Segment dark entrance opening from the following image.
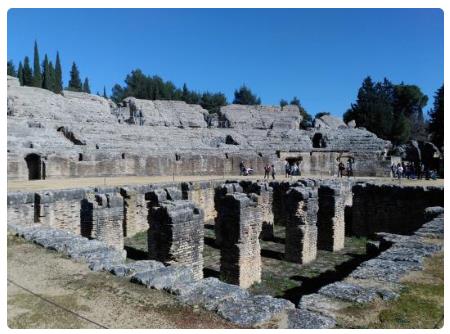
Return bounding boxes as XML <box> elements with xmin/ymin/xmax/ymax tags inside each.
<box><xmin>25</xmin><ymin>153</ymin><xmax>42</xmax><ymax>180</ymax></box>
<box><xmin>312</xmin><ymin>133</ymin><xmax>326</xmax><ymax>148</ymax></box>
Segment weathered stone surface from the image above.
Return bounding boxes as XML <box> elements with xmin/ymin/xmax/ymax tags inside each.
<box><xmin>130</xmin><ymin>265</ymin><xmax>195</xmax><ymax>293</ymax></box>
<box><xmin>314</xmin><ymin>114</ymin><xmax>347</xmax><ymax>129</ymax></box>
<box><xmin>217</xmin><ymin>294</ymin><xmax>295</xmax><ymax>327</ymax></box>
<box><xmin>178</xmin><ymin>277</ymin><xmax>250</xmax><ymax>310</ymax></box>
<box><xmin>318</xmin><ymin>282</ymin><xmax>396</xmax><ymax>304</ymax></box>
<box><xmin>286</xmin><ymin>308</ymin><xmax>336</xmax><ymax>329</ymax></box>
<box><xmin>110</xmin><ymin>260</ymin><xmax>165</xmax><ymax>277</ymax></box>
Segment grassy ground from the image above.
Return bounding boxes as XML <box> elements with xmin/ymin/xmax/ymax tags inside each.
<box><xmin>7</xmin><ymin>233</ymin><xmax>239</xmax><ymax>329</ymax></box>
<box><xmin>335</xmin><ymin>253</ymin><xmax>444</xmax><ymax>329</ymax></box>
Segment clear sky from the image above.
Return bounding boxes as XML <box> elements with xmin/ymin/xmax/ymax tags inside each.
<box><xmin>7</xmin><ymin>8</ymin><xmax>443</xmax><ymax>117</ymax></box>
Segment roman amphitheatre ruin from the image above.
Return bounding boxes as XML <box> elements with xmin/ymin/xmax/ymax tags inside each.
<box><xmin>7</xmin><ymin>75</ymin><xmax>444</xmax><ymax>328</ymax></box>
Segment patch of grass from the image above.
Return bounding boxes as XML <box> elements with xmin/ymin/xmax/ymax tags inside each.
<box><xmin>124</xmin><ymin>231</ymin><xmax>148</xmax><ymax>252</ymax></box>
<box><xmin>336</xmin><ymin>253</ymin><xmax>444</xmax><ymax>329</ymax></box>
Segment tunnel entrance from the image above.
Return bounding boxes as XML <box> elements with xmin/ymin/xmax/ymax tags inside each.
<box><xmin>312</xmin><ymin>133</ymin><xmax>326</xmax><ymax>148</ymax></box>
<box><xmin>25</xmin><ymin>153</ymin><xmax>43</xmax><ymax>180</ymax></box>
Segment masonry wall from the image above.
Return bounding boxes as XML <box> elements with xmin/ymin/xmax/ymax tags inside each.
<box><xmin>7</xmin><ymin>192</ymin><xmax>36</xmax><ymax>226</ymax></box>
<box><xmin>181</xmin><ymin>180</ymin><xmax>221</xmax><ymax>224</ymax></box>
<box><xmin>120</xmin><ymin>187</ymin><xmax>149</xmax><ymax>237</ymax></box>
<box><xmin>351</xmin><ymin>184</ymin><xmax>444</xmax><ymax>236</ymax></box>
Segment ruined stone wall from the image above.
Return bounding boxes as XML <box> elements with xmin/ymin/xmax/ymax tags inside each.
<box><xmin>80</xmin><ymin>193</ymin><xmax>124</xmax><ymax>251</ymax></box>
<box><xmin>120</xmin><ymin>187</ymin><xmax>149</xmax><ymax>237</ymax></box>
<box><xmin>284</xmin><ymin>186</ymin><xmax>318</xmax><ymax>264</ymax></box>
<box><xmin>351</xmin><ymin>184</ymin><xmax>444</xmax><ymax>236</ymax></box>
<box><xmin>148</xmin><ymin>200</ymin><xmax>204</xmax><ymax>280</ymax></box>
<box><xmin>35</xmin><ymin>189</ymin><xmax>86</xmax><ymax>234</ymax></box>
<box><xmin>181</xmin><ymin>181</ymin><xmax>222</xmax><ymax>224</ymax></box>
<box><xmin>7</xmin><ymin>192</ymin><xmax>35</xmax><ymax>225</ymax></box>
<box><xmin>215</xmin><ymin>186</ymin><xmax>262</xmax><ymax>288</ymax></box>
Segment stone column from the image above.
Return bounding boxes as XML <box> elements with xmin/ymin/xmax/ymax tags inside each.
<box><xmin>215</xmin><ymin>191</ymin><xmax>262</xmax><ymax>288</ymax></box>
<box><xmin>285</xmin><ymin>186</ymin><xmax>318</xmax><ymax>264</ymax></box>
<box><xmin>120</xmin><ymin>187</ymin><xmax>149</xmax><ymax>237</ymax></box>
<box><xmin>181</xmin><ymin>181</ymin><xmax>217</xmax><ymax>224</ymax></box>
<box><xmin>317</xmin><ymin>185</ymin><xmax>346</xmax><ymax>251</ymax></box>
<box><xmin>80</xmin><ymin>192</ymin><xmax>125</xmax><ymax>251</ymax></box>
<box><xmin>148</xmin><ymin>200</ymin><xmax>204</xmax><ymax>280</ymax></box>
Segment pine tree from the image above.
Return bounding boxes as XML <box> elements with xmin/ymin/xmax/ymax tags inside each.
<box><xmin>103</xmin><ymin>86</ymin><xmax>108</xmax><ymax>99</ymax></box>
<box><xmin>82</xmin><ymin>77</ymin><xmax>91</xmax><ymax>94</ymax></box>
<box><xmin>54</xmin><ymin>52</ymin><xmax>63</xmax><ymax>94</ymax></box>
<box><xmin>32</xmin><ymin>41</ymin><xmax>42</xmax><ymax>87</ymax></box>
<box><xmin>233</xmin><ymin>85</ymin><xmax>261</xmax><ymax>105</ymax></box>
<box><xmin>17</xmin><ymin>61</ymin><xmax>24</xmax><ymax>85</ymax></box>
<box><xmin>428</xmin><ymin>85</ymin><xmax>444</xmax><ymax>149</ymax></box>
<box><xmin>41</xmin><ymin>54</ymin><xmax>51</xmax><ymax>90</ymax></box>
<box><xmin>22</xmin><ymin>56</ymin><xmax>33</xmax><ymax>86</ymax></box>
<box><xmin>280</xmin><ymin>99</ymin><xmax>288</xmax><ymax>108</ymax></box>
<box><xmin>48</xmin><ymin>61</ymin><xmax>56</xmax><ymax>92</ymax></box>
<box><xmin>68</xmin><ymin>62</ymin><xmax>82</xmax><ymax>92</ymax></box>
<box><xmin>7</xmin><ymin>60</ymin><xmax>17</xmax><ymax>77</ymax></box>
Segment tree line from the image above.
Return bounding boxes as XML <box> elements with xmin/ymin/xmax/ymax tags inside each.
<box><xmin>343</xmin><ymin>76</ymin><xmax>443</xmax><ymax>147</ymax></box>
<box><xmin>7</xmin><ymin>41</ymin><xmax>106</xmax><ymax>97</ymax></box>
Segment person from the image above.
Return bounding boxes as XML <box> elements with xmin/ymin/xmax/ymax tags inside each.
<box><xmin>264</xmin><ymin>164</ymin><xmax>271</xmax><ymax>179</ymax></box>
<box><xmin>291</xmin><ymin>163</ymin><xmax>299</xmax><ymax>176</ymax></box>
<box><xmin>338</xmin><ymin>161</ymin><xmax>345</xmax><ymax>178</ymax></box>
<box><xmin>285</xmin><ymin>161</ymin><xmax>291</xmax><ymax>178</ymax></box>
<box><xmin>397</xmin><ymin>163</ymin><xmax>403</xmax><ymax>179</ymax></box>
<box><xmin>296</xmin><ymin>161</ymin><xmax>301</xmax><ymax>176</ymax></box>
<box><xmin>391</xmin><ymin>163</ymin><xmax>397</xmax><ymax>179</ymax></box>
<box><xmin>346</xmin><ymin>158</ymin><xmax>353</xmax><ymax>178</ymax></box>
<box><xmin>271</xmin><ymin>164</ymin><xmax>276</xmax><ymax>180</ymax></box>
<box><xmin>239</xmin><ymin>161</ymin><xmax>245</xmax><ymax>176</ymax></box>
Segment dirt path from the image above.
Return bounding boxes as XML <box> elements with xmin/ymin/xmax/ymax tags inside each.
<box><xmin>7</xmin><ymin>174</ymin><xmax>443</xmax><ymax>192</ymax></box>
<box><xmin>7</xmin><ymin>233</ymin><xmax>238</xmax><ymax>329</ymax></box>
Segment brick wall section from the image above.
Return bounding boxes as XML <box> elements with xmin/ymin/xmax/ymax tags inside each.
<box><xmin>81</xmin><ymin>192</ymin><xmax>125</xmax><ymax>251</ymax></box>
<box><xmin>215</xmin><ymin>189</ymin><xmax>262</xmax><ymax>288</ymax></box>
<box><xmin>181</xmin><ymin>180</ymin><xmax>220</xmax><ymax>224</ymax></box>
<box><xmin>120</xmin><ymin>187</ymin><xmax>149</xmax><ymax>237</ymax></box>
<box><xmin>240</xmin><ymin>181</ymin><xmax>274</xmax><ymax>240</ymax></box>
<box><xmin>284</xmin><ymin>186</ymin><xmax>318</xmax><ymax>264</ymax></box>
<box><xmin>7</xmin><ymin>192</ymin><xmax>35</xmax><ymax>226</ymax></box>
<box><xmin>351</xmin><ymin>184</ymin><xmax>444</xmax><ymax>236</ymax></box>
<box><xmin>270</xmin><ymin>181</ymin><xmax>291</xmax><ymax>227</ymax></box>
<box><xmin>34</xmin><ymin>189</ymin><xmax>86</xmax><ymax>234</ymax></box>
<box><xmin>317</xmin><ymin>184</ymin><xmax>346</xmax><ymax>251</ymax></box>
<box><xmin>148</xmin><ymin>200</ymin><xmax>204</xmax><ymax>280</ymax></box>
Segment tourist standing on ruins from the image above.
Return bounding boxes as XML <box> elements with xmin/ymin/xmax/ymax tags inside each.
<box><xmin>285</xmin><ymin>161</ymin><xmax>291</xmax><ymax>178</ymax></box>
<box><xmin>264</xmin><ymin>164</ymin><xmax>271</xmax><ymax>179</ymax></box>
<box><xmin>271</xmin><ymin>164</ymin><xmax>276</xmax><ymax>180</ymax></box>
<box><xmin>346</xmin><ymin>158</ymin><xmax>353</xmax><ymax>178</ymax></box>
<box><xmin>338</xmin><ymin>161</ymin><xmax>345</xmax><ymax>178</ymax></box>
<box><xmin>239</xmin><ymin>161</ymin><xmax>245</xmax><ymax>176</ymax></box>
<box><xmin>397</xmin><ymin>163</ymin><xmax>403</xmax><ymax>179</ymax></box>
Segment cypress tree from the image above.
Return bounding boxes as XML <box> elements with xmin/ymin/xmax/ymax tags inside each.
<box><xmin>54</xmin><ymin>52</ymin><xmax>63</xmax><ymax>94</ymax></box>
<box><xmin>428</xmin><ymin>85</ymin><xmax>444</xmax><ymax>149</ymax></box>
<box><xmin>41</xmin><ymin>54</ymin><xmax>51</xmax><ymax>90</ymax></box>
<box><xmin>22</xmin><ymin>56</ymin><xmax>33</xmax><ymax>86</ymax></box>
<box><xmin>7</xmin><ymin>60</ymin><xmax>17</xmax><ymax>77</ymax></box>
<box><xmin>68</xmin><ymin>62</ymin><xmax>82</xmax><ymax>92</ymax></box>
<box><xmin>32</xmin><ymin>40</ymin><xmax>42</xmax><ymax>87</ymax></box>
<box><xmin>103</xmin><ymin>86</ymin><xmax>108</xmax><ymax>99</ymax></box>
<box><xmin>17</xmin><ymin>61</ymin><xmax>24</xmax><ymax>85</ymax></box>
<box><xmin>82</xmin><ymin>77</ymin><xmax>91</xmax><ymax>94</ymax></box>
<box><xmin>48</xmin><ymin>61</ymin><xmax>56</xmax><ymax>92</ymax></box>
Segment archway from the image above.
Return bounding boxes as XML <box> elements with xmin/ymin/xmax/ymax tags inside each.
<box><xmin>25</xmin><ymin>153</ymin><xmax>42</xmax><ymax>180</ymax></box>
<box><xmin>312</xmin><ymin>133</ymin><xmax>326</xmax><ymax>148</ymax></box>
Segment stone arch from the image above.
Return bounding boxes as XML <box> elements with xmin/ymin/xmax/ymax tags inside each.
<box><xmin>25</xmin><ymin>153</ymin><xmax>42</xmax><ymax>180</ymax></box>
<box><xmin>312</xmin><ymin>133</ymin><xmax>326</xmax><ymax>148</ymax></box>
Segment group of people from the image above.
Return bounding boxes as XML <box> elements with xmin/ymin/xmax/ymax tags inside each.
<box><xmin>284</xmin><ymin>161</ymin><xmax>301</xmax><ymax>178</ymax></box>
<box><xmin>264</xmin><ymin>164</ymin><xmax>276</xmax><ymax>180</ymax></box>
<box><xmin>337</xmin><ymin>158</ymin><xmax>354</xmax><ymax>178</ymax></box>
<box><xmin>239</xmin><ymin>161</ymin><xmax>254</xmax><ymax>176</ymax></box>
<box><xmin>391</xmin><ymin>162</ymin><xmax>437</xmax><ymax>180</ymax></box>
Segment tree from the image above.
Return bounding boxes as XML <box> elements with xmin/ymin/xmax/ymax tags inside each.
<box><xmin>315</xmin><ymin>112</ymin><xmax>330</xmax><ymax>119</ymax></box>
<box><xmin>7</xmin><ymin>60</ymin><xmax>17</xmax><ymax>77</ymax></box>
<box><xmin>390</xmin><ymin>112</ymin><xmax>411</xmax><ymax>145</ymax></box>
<box><xmin>54</xmin><ymin>52</ymin><xmax>63</xmax><ymax>94</ymax></box>
<box><xmin>200</xmin><ymin>92</ymin><xmax>227</xmax><ymax>113</ymax></box>
<box><xmin>41</xmin><ymin>54</ymin><xmax>51</xmax><ymax>90</ymax></box>
<box><xmin>17</xmin><ymin>61</ymin><xmax>23</xmax><ymax>85</ymax></box>
<box><xmin>280</xmin><ymin>99</ymin><xmax>288</xmax><ymax>108</ymax></box>
<box><xmin>103</xmin><ymin>86</ymin><xmax>108</xmax><ymax>99</ymax></box>
<box><xmin>82</xmin><ymin>77</ymin><xmax>91</xmax><ymax>94</ymax></box>
<box><xmin>32</xmin><ymin>40</ymin><xmax>42</xmax><ymax>87</ymax></box>
<box><xmin>428</xmin><ymin>85</ymin><xmax>444</xmax><ymax>149</ymax></box>
<box><xmin>22</xmin><ymin>56</ymin><xmax>33</xmax><ymax>86</ymax></box>
<box><xmin>68</xmin><ymin>62</ymin><xmax>82</xmax><ymax>92</ymax></box>
<box><xmin>48</xmin><ymin>61</ymin><xmax>56</xmax><ymax>92</ymax></box>
<box><xmin>290</xmin><ymin>96</ymin><xmax>313</xmax><ymax>128</ymax></box>
<box><xmin>233</xmin><ymin>85</ymin><xmax>261</xmax><ymax>105</ymax></box>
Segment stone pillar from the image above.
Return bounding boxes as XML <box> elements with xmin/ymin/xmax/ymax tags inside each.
<box><xmin>215</xmin><ymin>191</ymin><xmax>262</xmax><ymax>288</ymax></box>
<box><xmin>120</xmin><ymin>187</ymin><xmax>149</xmax><ymax>237</ymax></box>
<box><xmin>270</xmin><ymin>181</ymin><xmax>291</xmax><ymax>227</ymax></box>
<box><xmin>148</xmin><ymin>200</ymin><xmax>204</xmax><ymax>280</ymax></box>
<box><xmin>317</xmin><ymin>185</ymin><xmax>346</xmax><ymax>251</ymax></box>
<box><xmin>285</xmin><ymin>186</ymin><xmax>318</xmax><ymax>264</ymax></box>
<box><xmin>80</xmin><ymin>192</ymin><xmax>124</xmax><ymax>251</ymax></box>
<box><xmin>181</xmin><ymin>181</ymin><xmax>217</xmax><ymax>224</ymax></box>
<box><xmin>241</xmin><ymin>181</ymin><xmax>274</xmax><ymax>240</ymax></box>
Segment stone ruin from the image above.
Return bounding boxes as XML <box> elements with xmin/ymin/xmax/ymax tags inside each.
<box><xmin>7</xmin><ymin>75</ymin><xmax>392</xmax><ymax>181</ymax></box>
<box><xmin>7</xmin><ymin>177</ymin><xmax>444</xmax><ymax>328</ymax></box>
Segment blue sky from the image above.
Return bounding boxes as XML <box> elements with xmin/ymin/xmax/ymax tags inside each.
<box><xmin>7</xmin><ymin>8</ymin><xmax>443</xmax><ymax>117</ymax></box>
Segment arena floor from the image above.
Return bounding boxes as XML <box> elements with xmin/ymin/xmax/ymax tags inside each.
<box><xmin>7</xmin><ymin>174</ymin><xmax>444</xmax><ymax>192</ymax></box>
